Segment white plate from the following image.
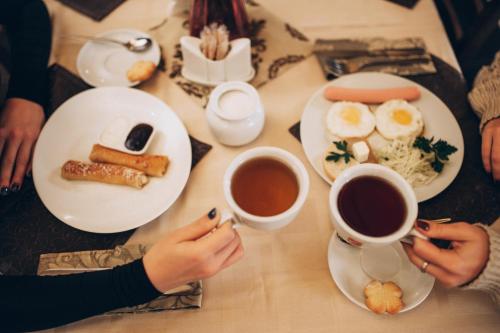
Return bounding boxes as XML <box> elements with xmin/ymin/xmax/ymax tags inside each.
<box><xmin>33</xmin><ymin>87</ymin><xmax>192</xmax><ymax>233</ymax></box>
<box><xmin>327</xmin><ymin>232</ymin><xmax>435</xmax><ymax>313</ymax></box>
<box><xmin>77</xmin><ymin>29</ymin><xmax>161</xmax><ymax>87</ymax></box>
<box><xmin>300</xmin><ymin>72</ymin><xmax>464</xmax><ymax>202</ymax></box>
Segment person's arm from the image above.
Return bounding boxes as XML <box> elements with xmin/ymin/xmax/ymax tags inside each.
<box><xmin>0</xmin><ymin>209</ymin><xmax>243</xmax><ymax>332</ymax></box>
<box><xmin>0</xmin><ymin>0</ymin><xmax>51</xmax><ymax>194</ymax></box>
<box><xmin>468</xmin><ymin>52</ymin><xmax>500</xmax><ymax>180</ymax></box>
<box><xmin>0</xmin><ymin>259</ymin><xmax>161</xmax><ymax>332</ymax></box>
<box><xmin>0</xmin><ymin>0</ymin><xmax>51</xmax><ymax>106</ymax></box>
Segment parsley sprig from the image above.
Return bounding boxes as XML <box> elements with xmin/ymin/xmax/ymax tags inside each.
<box><xmin>326</xmin><ymin>140</ymin><xmax>353</xmax><ymax>164</ymax></box>
<box><xmin>413</xmin><ymin>136</ymin><xmax>458</xmax><ymax>173</ymax></box>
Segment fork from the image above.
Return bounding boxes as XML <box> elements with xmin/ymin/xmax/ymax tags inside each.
<box><xmin>326</xmin><ymin>56</ymin><xmax>430</xmax><ymax>77</ymax></box>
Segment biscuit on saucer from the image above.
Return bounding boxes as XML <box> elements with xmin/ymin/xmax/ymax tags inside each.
<box><xmin>364</xmin><ymin>280</ymin><xmax>404</xmax><ymax>315</ymax></box>
<box><xmin>127</xmin><ymin>60</ymin><xmax>156</xmax><ymax>82</ymax></box>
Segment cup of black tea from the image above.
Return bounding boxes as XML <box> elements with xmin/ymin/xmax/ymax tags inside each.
<box><xmin>222</xmin><ymin>147</ymin><xmax>310</xmax><ymax>230</ymax></box>
<box><xmin>329</xmin><ymin>163</ymin><xmax>424</xmax><ymax>247</ymax></box>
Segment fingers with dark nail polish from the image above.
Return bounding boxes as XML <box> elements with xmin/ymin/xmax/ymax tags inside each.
<box><xmin>416</xmin><ymin>219</ymin><xmax>430</xmax><ymax>231</ymax></box>
<box><xmin>0</xmin><ymin>187</ymin><xmax>10</xmax><ymax>196</ymax></box>
<box><xmin>10</xmin><ymin>183</ymin><xmax>20</xmax><ymax>193</ymax></box>
<box><xmin>208</xmin><ymin>208</ymin><xmax>217</xmax><ymax>219</ymax></box>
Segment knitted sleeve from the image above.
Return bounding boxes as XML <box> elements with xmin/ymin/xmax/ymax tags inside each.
<box><xmin>468</xmin><ymin>52</ymin><xmax>500</xmax><ymax>132</ymax></box>
<box><xmin>461</xmin><ymin>225</ymin><xmax>500</xmax><ymax>307</ymax></box>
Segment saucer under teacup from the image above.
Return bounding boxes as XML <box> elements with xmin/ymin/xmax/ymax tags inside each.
<box><xmin>327</xmin><ymin>232</ymin><xmax>434</xmax><ymax>314</ymax></box>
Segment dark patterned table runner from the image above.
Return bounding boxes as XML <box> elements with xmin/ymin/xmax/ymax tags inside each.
<box><xmin>289</xmin><ymin>55</ymin><xmax>500</xmax><ymax>225</ymax></box>
<box><xmin>386</xmin><ymin>0</ymin><xmax>420</xmax><ymax>9</ymax></box>
<box><xmin>0</xmin><ymin>64</ymin><xmax>212</xmax><ymax>275</ymax></box>
<box><xmin>57</xmin><ymin>0</ymin><xmax>126</xmax><ymax>22</ymax></box>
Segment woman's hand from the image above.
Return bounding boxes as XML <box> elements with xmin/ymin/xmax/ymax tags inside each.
<box><xmin>0</xmin><ymin>98</ymin><xmax>45</xmax><ymax>194</ymax></box>
<box><xmin>143</xmin><ymin>208</ymin><xmax>244</xmax><ymax>292</ymax></box>
<box><xmin>482</xmin><ymin>117</ymin><xmax>500</xmax><ymax>181</ymax></box>
<box><xmin>403</xmin><ymin>220</ymin><xmax>490</xmax><ymax>288</ymax></box>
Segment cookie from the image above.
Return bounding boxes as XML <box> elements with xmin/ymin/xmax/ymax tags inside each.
<box><xmin>127</xmin><ymin>60</ymin><xmax>156</xmax><ymax>82</ymax></box>
<box><xmin>364</xmin><ymin>280</ymin><xmax>404</xmax><ymax>315</ymax></box>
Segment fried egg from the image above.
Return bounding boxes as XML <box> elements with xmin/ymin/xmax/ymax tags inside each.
<box><xmin>326</xmin><ymin>102</ymin><xmax>375</xmax><ymax>139</ymax></box>
<box><xmin>375</xmin><ymin>99</ymin><xmax>424</xmax><ymax>139</ymax></box>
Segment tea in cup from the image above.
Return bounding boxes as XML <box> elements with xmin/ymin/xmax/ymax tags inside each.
<box><xmin>222</xmin><ymin>146</ymin><xmax>309</xmax><ymax>230</ymax></box>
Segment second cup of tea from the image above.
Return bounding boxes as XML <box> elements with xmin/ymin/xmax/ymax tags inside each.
<box><xmin>206</xmin><ymin>81</ymin><xmax>265</xmax><ymax>146</ymax></box>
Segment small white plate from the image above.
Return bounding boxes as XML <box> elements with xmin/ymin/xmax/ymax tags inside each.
<box><xmin>300</xmin><ymin>72</ymin><xmax>464</xmax><ymax>202</ymax></box>
<box><xmin>77</xmin><ymin>29</ymin><xmax>161</xmax><ymax>87</ymax></box>
<box><xmin>327</xmin><ymin>232</ymin><xmax>435</xmax><ymax>313</ymax></box>
<box><xmin>33</xmin><ymin>87</ymin><xmax>192</xmax><ymax>233</ymax></box>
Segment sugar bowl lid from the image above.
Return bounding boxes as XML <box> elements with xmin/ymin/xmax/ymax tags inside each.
<box><xmin>209</xmin><ymin>81</ymin><xmax>259</xmax><ymax>121</ymax></box>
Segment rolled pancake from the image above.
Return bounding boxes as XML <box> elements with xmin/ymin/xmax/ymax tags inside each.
<box><xmin>61</xmin><ymin>160</ymin><xmax>149</xmax><ymax>189</ymax></box>
<box><xmin>89</xmin><ymin>144</ymin><xmax>169</xmax><ymax>177</ymax></box>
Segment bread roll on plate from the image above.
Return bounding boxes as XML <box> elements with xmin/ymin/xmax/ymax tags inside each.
<box><xmin>61</xmin><ymin>160</ymin><xmax>148</xmax><ymax>189</ymax></box>
<box><xmin>127</xmin><ymin>60</ymin><xmax>156</xmax><ymax>82</ymax></box>
<box><xmin>322</xmin><ymin>142</ymin><xmax>359</xmax><ymax>181</ymax></box>
<box><xmin>90</xmin><ymin>144</ymin><xmax>169</xmax><ymax>177</ymax></box>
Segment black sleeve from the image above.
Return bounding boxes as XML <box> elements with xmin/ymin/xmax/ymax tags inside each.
<box><xmin>0</xmin><ymin>259</ymin><xmax>161</xmax><ymax>332</ymax></box>
<box><xmin>0</xmin><ymin>0</ymin><xmax>51</xmax><ymax>108</ymax></box>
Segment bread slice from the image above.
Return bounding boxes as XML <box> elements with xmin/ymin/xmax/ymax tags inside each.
<box><xmin>364</xmin><ymin>280</ymin><xmax>404</xmax><ymax>315</ymax></box>
<box><xmin>322</xmin><ymin>142</ymin><xmax>359</xmax><ymax>181</ymax></box>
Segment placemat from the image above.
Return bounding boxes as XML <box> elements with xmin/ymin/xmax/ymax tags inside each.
<box><xmin>288</xmin><ymin>55</ymin><xmax>500</xmax><ymax>225</ymax></box>
<box><xmin>0</xmin><ymin>64</ymin><xmax>212</xmax><ymax>275</ymax></box>
<box><xmin>38</xmin><ymin>245</ymin><xmax>202</xmax><ymax>313</ymax></box>
<box><xmin>149</xmin><ymin>0</ymin><xmax>313</xmax><ymax>107</ymax></box>
<box><xmin>314</xmin><ymin>37</ymin><xmax>436</xmax><ymax>79</ymax></box>
<box><xmin>57</xmin><ymin>0</ymin><xmax>126</xmax><ymax>22</ymax></box>
<box><xmin>386</xmin><ymin>0</ymin><xmax>420</xmax><ymax>9</ymax></box>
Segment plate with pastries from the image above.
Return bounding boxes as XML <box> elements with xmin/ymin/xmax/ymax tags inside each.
<box><xmin>33</xmin><ymin>87</ymin><xmax>192</xmax><ymax>233</ymax></box>
<box><xmin>300</xmin><ymin>72</ymin><xmax>464</xmax><ymax>202</ymax></box>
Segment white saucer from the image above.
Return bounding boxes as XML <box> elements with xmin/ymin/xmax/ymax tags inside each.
<box><xmin>181</xmin><ymin>67</ymin><xmax>256</xmax><ymax>87</ymax></box>
<box><xmin>77</xmin><ymin>28</ymin><xmax>161</xmax><ymax>87</ymax></box>
<box><xmin>327</xmin><ymin>232</ymin><xmax>435</xmax><ymax>313</ymax></box>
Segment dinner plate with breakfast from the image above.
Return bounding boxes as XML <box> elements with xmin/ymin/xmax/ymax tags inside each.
<box><xmin>300</xmin><ymin>72</ymin><xmax>464</xmax><ymax>202</ymax></box>
<box><xmin>33</xmin><ymin>87</ymin><xmax>192</xmax><ymax>233</ymax></box>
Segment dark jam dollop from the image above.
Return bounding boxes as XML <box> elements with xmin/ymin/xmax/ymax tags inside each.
<box><xmin>125</xmin><ymin>123</ymin><xmax>153</xmax><ymax>151</ymax></box>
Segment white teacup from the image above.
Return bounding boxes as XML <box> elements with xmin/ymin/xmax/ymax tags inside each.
<box><xmin>222</xmin><ymin>146</ymin><xmax>310</xmax><ymax>230</ymax></box>
<box><xmin>329</xmin><ymin>163</ymin><xmax>424</xmax><ymax>248</ymax></box>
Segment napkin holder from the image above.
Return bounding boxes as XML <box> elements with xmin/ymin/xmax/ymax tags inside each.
<box><xmin>180</xmin><ymin>36</ymin><xmax>254</xmax><ymax>86</ymax></box>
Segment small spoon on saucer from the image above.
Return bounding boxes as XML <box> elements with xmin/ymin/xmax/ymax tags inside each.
<box><xmin>61</xmin><ymin>35</ymin><xmax>153</xmax><ymax>52</ymax></box>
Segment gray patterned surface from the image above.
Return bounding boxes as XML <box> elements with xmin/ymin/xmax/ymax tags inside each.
<box><xmin>38</xmin><ymin>245</ymin><xmax>202</xmax><ymax>313</ymax></box>
<box><xmin>314</xmin><ymin>37</ymin><xmax>436</xmax><ymax>80</ymax></box>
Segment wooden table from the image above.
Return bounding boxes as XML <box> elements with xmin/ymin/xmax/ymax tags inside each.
<box><xmin>41</xmin><ymin>0</ymin><xmax>499</xmax><ymax>332</ymax></box>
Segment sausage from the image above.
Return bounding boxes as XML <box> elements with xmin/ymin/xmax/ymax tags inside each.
<box><xmin>324</xmin><ymin>86</ymin><xmax>420</xmax><ymax>104</ymax></box>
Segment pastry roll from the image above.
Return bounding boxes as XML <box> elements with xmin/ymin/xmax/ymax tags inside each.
<box><xmin>89</xmin><ymin>144</ymin><xmax>169</xmax><ymax>177</ymax></box>
<box><xmin>61</xmin><ymin>160</ymin><xmax>149</xmax><ymax>189</ymax></box>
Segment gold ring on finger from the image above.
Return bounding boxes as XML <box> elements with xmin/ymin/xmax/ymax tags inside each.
<box><xmin>420</xmin><ymin>261</ymin><xmax>429</xmax><ymax>273</ymax></box>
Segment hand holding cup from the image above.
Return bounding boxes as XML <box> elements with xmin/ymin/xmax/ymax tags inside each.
<box><xmin>402</xmin><ymin>220</ymin><xmax>490</xmax><ymax>288</ymax></box>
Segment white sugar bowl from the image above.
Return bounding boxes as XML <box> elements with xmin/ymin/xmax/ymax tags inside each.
<box><xmin>206</xmin><ymin>81</ymin><xmax>265</xmax><ymax>146</ymax></box>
